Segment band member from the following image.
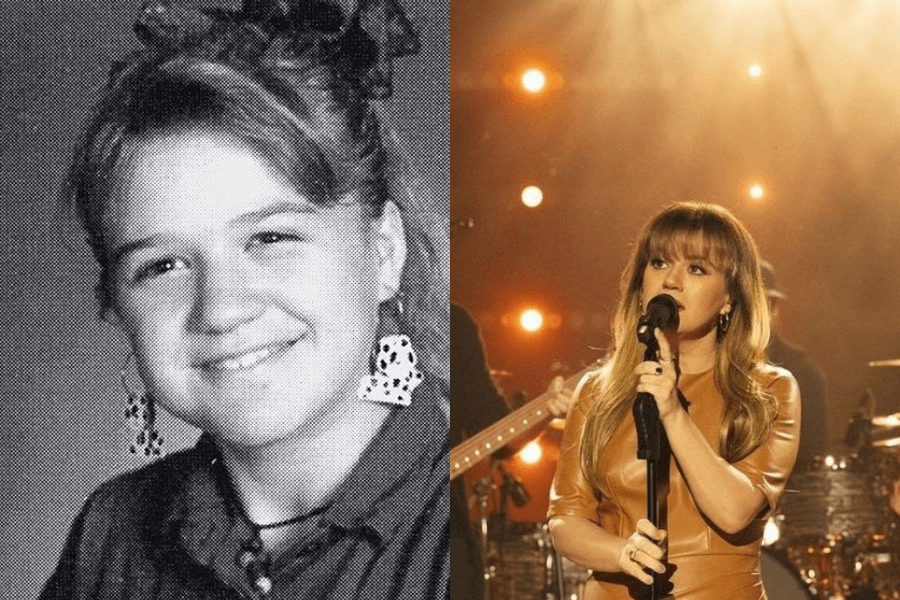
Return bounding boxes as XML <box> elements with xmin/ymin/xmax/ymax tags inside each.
<box><xmin>40</xmin><ymin>1</ymin><xmax>449</xmax><ymax>598</ymax></box>
<box><xmin>548</xmin><ymin>202</ymin><xmax>800</xmax><ymax>599</ymax></box>
<box><xmin>451</xmin><ymin>303</ymin><xmax>570</xmax><ymax>600</ymax></box>
<box><xmin>762</xmin><ymin>260</ymin><xmax>828</xmax><ymax>469</ymax></box>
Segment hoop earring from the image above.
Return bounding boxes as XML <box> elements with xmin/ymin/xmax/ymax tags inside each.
<box><xmin>357</xmin><ymin>293</ymin><xmax>423</xmax><ymax>406</ymax></box>
<box><xmin>122</xmin><ymin>354</ymin><xmax>164</xmax><ymax>457</ymax></box>
<box><xmin>717</xmin><ymin>311</ymin><xmax>732</xmax><ymax>335</ymax></box>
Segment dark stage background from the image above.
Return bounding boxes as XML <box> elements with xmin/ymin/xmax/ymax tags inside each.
<box><xmin>0</xmin><ymin>2</ymin><xmax>447</xmax><ymax>597</ymax></box>
<box><xmin>451</xmin><ymin>0</ymin><xmax>900</xmax><ymax>522</ymax></box>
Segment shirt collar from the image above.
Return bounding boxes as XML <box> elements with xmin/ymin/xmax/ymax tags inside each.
<box><xmin>322</xmin><ymin>375</ymin><xmax>447</xmax><ymax>543</ymax></box>
<box><xmin>161</xmin><ymin>375</ymin><xmax>447</xmax><ymax>551</ymax></box>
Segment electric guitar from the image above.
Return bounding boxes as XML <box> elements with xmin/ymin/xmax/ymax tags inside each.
<box><xmin>450</xmin><ymin>365</ymin><xmax>597</xmax><ymax>481</ymax></box>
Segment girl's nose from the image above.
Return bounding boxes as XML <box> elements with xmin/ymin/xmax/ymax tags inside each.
<box><xmin>187</xmin><ymin>259</ymin><xmax>264</xmax><ymax>334</ymax></box>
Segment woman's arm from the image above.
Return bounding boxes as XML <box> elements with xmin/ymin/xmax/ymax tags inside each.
<box><xmin>659</xmin><ymin>409</ymin><xmax>766</xmax><ymax>533</ymax></box>
<box><xmin>548</xmin><ymin>515</ymin><xmax>666</xmax><ymax>585</ymax></box>
<box><xmin>638</xmin><ymin>329</ymin><xmax>801</xmax><ymax>534</ymax></box>
<box><xmin>547</xmin><ymin>370</ymin><xmax>665</xmax><ymax>584</ymax></box>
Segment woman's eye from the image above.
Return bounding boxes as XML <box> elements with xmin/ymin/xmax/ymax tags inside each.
<box><xmin>688</xmin><ymin>264</ymin><xmax>708</xmax><ymax>275</ymax></box>
<box><xmin>134</xmin><ymin>257</ymin><xmax>188</xmax><ymax>282</ymax></box>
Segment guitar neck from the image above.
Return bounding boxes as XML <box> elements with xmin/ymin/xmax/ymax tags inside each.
<box><xmin>450</xmin><ymin>366</ymin><xmax>594</xmax><ymax>481</ymax></box>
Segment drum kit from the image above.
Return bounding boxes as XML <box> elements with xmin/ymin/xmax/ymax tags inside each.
<box><xmin>765</xmin><ymin>408</ymin><xmax>900</xmax><ymax>600</ymax></box>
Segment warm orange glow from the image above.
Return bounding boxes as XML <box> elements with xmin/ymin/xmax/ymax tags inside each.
<box><xmin>749</xmin><ymin>183</ymin><xmax>765</xmax><ymax>200</ymax></box>
<box><xmin>521</xmin><ymin>68</ymin><xmax>547</xmax><ymax>93</ymax></box>
<box><xmin>748</xmin><ymin>63</ymin><xmax>763</xmax><ymax>78</ymax></box>
<box><xmin>518</xmin><ymin>440</ymin><xmax>543</xmax><ymax>464</ymax></box>
<box><xmin>521</xmin><ymin>185</ymin><xmax>543</xmax><ymax>207</ymax></box>
<box><xmin>520</xmin><ymin>308</ymin><xmax>544</xmax><ymax>332</ymax></box>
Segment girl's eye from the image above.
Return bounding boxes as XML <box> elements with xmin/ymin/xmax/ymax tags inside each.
<box><xmin>134</xmin><ymin>257</ymin><xmax>188</xmax><ymax>282</ymax></box>
<box><xmin>247</xmin><ymin>231</ymin><xmax>304</xmax><ymax>248</ymax></box>
<box><xmin>650</xmin><ymin>258</ymin><xmax>667</xmax><ymax>269</ymax></box>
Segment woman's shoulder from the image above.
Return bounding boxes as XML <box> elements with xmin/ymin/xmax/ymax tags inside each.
<box><xmin>755</xmin><ymin>363</ymin><xmax>801</xmax><ymax>405</ymax></box>
<box><xmin>756</xmin><ymin>362</ymin><xmax>798</xmax><ymax>386</ymax></box>
<box><xmin>569</xmin><ymin>361</ymin><xmax>610</xmax><ymax>414</ymax></box>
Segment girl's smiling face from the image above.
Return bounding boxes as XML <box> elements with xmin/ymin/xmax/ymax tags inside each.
<box><xmin>106</xmin><ymin>128</ymin><xmax>405</xmax><ymax>447</ymax></box>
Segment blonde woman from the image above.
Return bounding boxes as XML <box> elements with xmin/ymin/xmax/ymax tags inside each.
<box><xmin>548</xmin><ymin>203</ymin><xmax>800</xmax><ymax>599</ymax></box>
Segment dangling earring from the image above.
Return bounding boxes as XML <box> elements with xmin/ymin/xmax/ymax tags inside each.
<box><xmin>122</xmin><ymin>354</ymin><xmax>164</xmax><ymax>457</ymax></box>
<box><xmin>717</xmin><ymin>311</ymin><xmax>732</xmax><ymax>335</ymax></box>
<box><xmin>357</xmin><ymin>293</ymin><xmax>423</xmax><ymax>407</ymax></box>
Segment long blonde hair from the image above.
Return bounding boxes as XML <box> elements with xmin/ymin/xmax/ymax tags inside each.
<box><xmin>580</xmin><ymin>203</ymin><xmax>776</xmax><ymax>488</ymax></box>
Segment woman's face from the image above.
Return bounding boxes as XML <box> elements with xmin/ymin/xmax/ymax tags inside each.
<box><xmin>105</xmin><ymin>129</ymin><xmax>405</xmax><ymax>447</ymax></box>
<box><xmin>640</xmin><ymin>245</ymin><xmax>731</xmax><ymax>342</ymax></box>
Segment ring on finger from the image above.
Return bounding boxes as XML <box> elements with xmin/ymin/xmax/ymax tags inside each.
<box><xmin>626</xmin><ymin>547</ymin><xmax>637</xmax><ymax>560</ymax></box>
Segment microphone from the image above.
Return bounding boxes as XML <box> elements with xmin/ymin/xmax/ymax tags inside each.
<box><xmin>637</xmin><ymin>294</ymin><xmax>679</xmax><ymax>345</ymax></box>
<box><xmin>498</xmin><ymin>463</ymin><xmax>531</xmax><ymax>508</ymax></box>
<box><xmin>844</xmin><ymin>390</ymin><xmax>874</xmax><ymax>448</ymax></box>
<box><xmin>633</xmin><ymin>294</ymin><xmax>679</xmax><ymax>462</ymax></box>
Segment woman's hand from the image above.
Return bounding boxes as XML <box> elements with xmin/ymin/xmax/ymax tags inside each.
<box><xmin>618</xmin><ymin>518</ymin><xmax>667</xmax><ymax>585</ymax></box>
<box><xmin>634</xmin><ymin>328</ymin><xmax>681</xmax><ymax>420</ymax></box>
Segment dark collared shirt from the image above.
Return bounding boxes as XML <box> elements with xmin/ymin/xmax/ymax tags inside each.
<box><xmin>40</xmin><ymin>379</ymin><xmax>449</xmax><ymax>600</ymax></box>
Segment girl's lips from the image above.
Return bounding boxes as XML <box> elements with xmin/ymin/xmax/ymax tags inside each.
<box><xmin>197</xmin><ymin>340</ymin><xmax>298</xmax><ymax>373</ymax></box>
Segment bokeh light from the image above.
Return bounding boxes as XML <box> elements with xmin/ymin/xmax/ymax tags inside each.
<box><xmin>518</xmin><ymin>440</ymin><xmax>543</xmax><ymax>464</ymax></box>
<box><xmin>748</xmin><ymin>63</ymin><xmax>763</xmax><ymax>78</ymax></box>
<box><xmin>749</xmin><ymin>183</ymin><xmax>765</xmax><ymax>200</ymax></box>
<box><xmin>520</xmin><ymin>308</ymin><xmax>544</xmax><ymax>332</ymax></box>
<box><xmin>521</xmin><ymin>185</ymin><xmax>543</xmax><ymax>207</ymax></box>
<box><xmin>521</xmin><ymin>68</ymin><xmax>547</xmax><ymax>93</ymax></box>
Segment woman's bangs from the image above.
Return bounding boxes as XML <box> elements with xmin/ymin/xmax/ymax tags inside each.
<box><xmin>646</xmin><ymin>216</ymin><xmax>738</xmax><ymax>274</ymax></box>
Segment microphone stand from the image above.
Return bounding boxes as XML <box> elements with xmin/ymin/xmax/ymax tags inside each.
<box><xmin>633</xmin><ymin>339</ymin><xmax>662</xmax><ymax>600</ymax></box>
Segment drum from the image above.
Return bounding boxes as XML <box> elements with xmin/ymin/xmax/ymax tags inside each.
<box><xmin>778</xmin><ymin>455</ymin><xmax>888</xmax><ymax>549</ymax></box>
<box><xmin>487</xmin><ymin>522</ymin><xmax>591</xmax><ymax>600</ymax></box>
<box><xmin>761</xmin><ymin>549</ymin><xmax>814</xmax><ymax>600</ymax></box>
<box><xmin>486</xmin><ymin>522</ymin><xmax>554</xmax><ymax>600</ymax></box>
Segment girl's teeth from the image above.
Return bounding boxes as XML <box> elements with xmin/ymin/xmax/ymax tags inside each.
<box><xmin>214</xmin><ymin>346</ymin><xmax>276</xmax><ymax>371</ymax></box>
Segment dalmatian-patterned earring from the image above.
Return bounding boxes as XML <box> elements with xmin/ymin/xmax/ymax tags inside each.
<box><xmin>357</xmin><ymin>296</ymin><xmax>423</xmax><ymax>406</ymax></box>
<box><xmin>122</xmin><ymin>354</ymin><xmax>164</xmax><ymax>457</ymax></box>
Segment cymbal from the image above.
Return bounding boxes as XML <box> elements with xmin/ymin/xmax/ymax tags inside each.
<box><xmin>869</xmin><ymin>359</ymin><xmax>900</xmax><ymax>367</ymax></box>
<box><xmin>872</xmin><ymin>414</ymin><xmax>900</xmax><ymax>428</ymax></box>
<box><xmin>872</xmin><ymin>436</ymin><xmax>900</xmax><ymax>448</ymax></box>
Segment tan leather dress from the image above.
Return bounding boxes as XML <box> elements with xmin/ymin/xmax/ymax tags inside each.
<box><xmin>548</xmin><ymin>366</ymin><xmax>800</xmax><ymax>600</ymax></box>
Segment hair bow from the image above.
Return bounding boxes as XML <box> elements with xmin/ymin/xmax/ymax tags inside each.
<box><xmin>132</xmin><ymin>0</ymin><xmax>419</xmax><ymax>98</ymax></box>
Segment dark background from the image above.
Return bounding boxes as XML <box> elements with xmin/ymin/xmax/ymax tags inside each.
<box><xmin>451</xmin><ymin>0</ymin><xmax>900</xmax><ymax>520</ymax></box>
<box><xmin>0</xmin><ymin>1</ymin><xmax>447</xmax><ymax>597</ymax></box>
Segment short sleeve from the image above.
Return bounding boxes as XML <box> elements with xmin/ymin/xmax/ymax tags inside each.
<box><xmin>732</xmin><ymin>367</ymin><xmax>801</xmax><ymax>514</ymax></box>
<box><xmin>547</xmin><ymin>371</ymin><xmax>602</xmax><ymax>523</ymax></box>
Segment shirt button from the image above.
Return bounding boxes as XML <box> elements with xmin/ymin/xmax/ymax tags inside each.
<box><xmin>254</xmin><ymin>576</ymin><xmax>273</xmax><ymax>595</ymax></box>
<box><xmin>236</xmin><ymin>550</ymin><xmax>256</xmax><ymax>568</ymax></box>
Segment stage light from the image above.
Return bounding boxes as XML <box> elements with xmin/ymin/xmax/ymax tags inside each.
<box><xmin>519</xmin><ymin>440</ymin><xmax>543</xmax><ymax>464</ymax></box>
<box><xmin>762</xmin><ymin>517</ymin><xmax>780</xmax><ymax>547</ymax></box>
<box><xmin>521</xmin><ymin>185</ymin><xmax>543</xmax><ymax>208</ymax></box>
<box><xmin>520</xmin><ymin>309</ymin><xmax>544</xmax><ymax>332</ymax></box>
<box><xmin>749</xmin><ymin>184</ymin><xmax>765</xmax><ymax>200</ymax></box>
<box><xmin>748</xmin><ymin>63</ymin><xmax>763</xmax><ymax>79</ymax></box>
<box><xmin>521</xmin><ymin>68</ymin><xmax>547</xmax><ymax>93</ymax></box>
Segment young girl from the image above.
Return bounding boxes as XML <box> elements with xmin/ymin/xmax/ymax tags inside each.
<box><xmin>41</xmin><ymin>1</ymin><xmax>448</xmax><ymax>598</ymax></box>
<box><xmin>548</xmin><ymin>203</ymin><xmax>800</xmax><ymax>599</ymax></box>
